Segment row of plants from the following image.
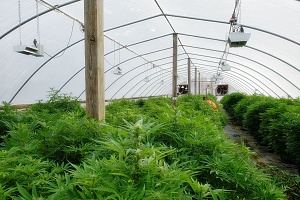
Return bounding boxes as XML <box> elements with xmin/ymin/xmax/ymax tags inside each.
<box><xmin>220</xmin><ymin>92</ymin><xmax>300</xmax><ymax>197</ymax></box>
<box><xmin>0</xmin><ymin>91</ymin><xmax>288</xmax><ymax>199</ymax></box>
<box><xmin>220</xmin><ymin>92</ymin><xmax>300</xmax><ymax>165</ymax></box>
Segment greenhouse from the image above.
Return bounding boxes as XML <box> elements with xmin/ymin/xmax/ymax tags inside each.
<box><xmin>0</xmin><ymin>0</ymin><xmax>300</xmax><ymax>199</ymax></box>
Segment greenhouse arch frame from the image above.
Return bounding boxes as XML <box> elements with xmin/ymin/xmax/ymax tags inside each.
<box><xmin>1</xmin><ymin>0</ymin><xmax>299</xmax><ymax>105</ymax></box>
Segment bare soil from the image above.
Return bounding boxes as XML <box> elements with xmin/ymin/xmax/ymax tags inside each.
<box><xmin>224</xmin><ymin>123</ymin><xmax>299</xmax><ymax>175</ymax></box>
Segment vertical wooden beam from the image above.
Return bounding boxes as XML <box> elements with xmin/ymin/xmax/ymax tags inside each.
<box><xmin>198</xmin><ymin>72</ymin><xmax>201</xmax><ymax>94</ymax></box>
<box><xmin>84</xmin><ymin>0</ymin><xmax>105</xmax><ymax>120</ymax></box>
<box><xmin>187</xmin><ymin>58</ymin><xmax>191</xmax><ymax>94</ymax></box>
<box><xmin>194</xmin><ymin>67</ymin><xmax>197</xmax><ymax>94</ymax></box>
<box><xmin>172</xmin><ymin>33</ymin><xmax>178</xmax><ymax>106</ymax></box>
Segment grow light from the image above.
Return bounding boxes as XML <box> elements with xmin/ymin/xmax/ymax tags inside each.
<box><xmin>228</xmin><ymin>32</ymin><xmax>251</xmax><ymax>47</ymax></box>
<box><xmin>216</xmin><ymin>74</ymin><xmax>224</xmax><ymax>80</ymax></box>
<box><xmin>111</xmin><ymin>67</ymin><xmax>122</xmax><ymax>75</ymax></box>
<box><xmin>220</xmin><ymin>61</ymin><xmax>231</xmax><ymax>71</ymax></box>
<box><xmin>13</xmin><ymin>44</ymin><xmax>44</xmax><ymax>57</ymax></box>
<box><xmin>144</xmin><ymin>76</ymin><xmax>150</xmax><ymax>82</ymax></box>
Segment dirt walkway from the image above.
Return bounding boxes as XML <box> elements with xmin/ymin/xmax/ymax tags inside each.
<box><xmin>224</xmin><ymin>123</ymin><xmax>298</xmax><ymax>174</ymax></box>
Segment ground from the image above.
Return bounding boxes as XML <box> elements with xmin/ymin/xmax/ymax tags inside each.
<box><xmin>224</xmin><ymin>123</ymin><xmax>298</xmax><ymax>174</ymax></box>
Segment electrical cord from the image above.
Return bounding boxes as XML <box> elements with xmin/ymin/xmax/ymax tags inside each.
<box><xmin>53</xmin><ymin>20</ymin><xmax>75</xmax><ymax>58</ymax></box>
<box><xmin>43</xmin><ymin>20</ymin><xmax>75</xmax><ymax>58</ymax></box>
<box><xmin>38</xmin><ymin>0</ymin><xmax>167</xmax><ymax>74</ymax></box>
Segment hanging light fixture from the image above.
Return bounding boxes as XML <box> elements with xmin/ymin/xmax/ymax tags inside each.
<box><xmin>220</xmin><ymin>61</ymin><xmax>231</xmax><ymax>71</ymax></box>
<box><xmin>112</xmin><ymin>41</ymin><xmax>122</xmax><ymax>75</ymax></box>
<box><xmin>216</xmin><ymin>73</ymin><xmax>224</xmax><ymax>80</ymax></box>
<box><xmin>227</xmin><ymin>0</ymin><xmax>251</xmax><ymax>47</ymax></box>
<box><xmin>112</xmin><ymin>66</ymin><xmax>122</xmax><ymax>75</ymax></box>
<box><xmin>228</xmin><ymin>30</ymin><xmax>251</xmax><ymax>47</ymax></box>
<box><xmin>14</xmin><ymin>0</ymin><xmax>44</xmax><ymax>57</ymax></box>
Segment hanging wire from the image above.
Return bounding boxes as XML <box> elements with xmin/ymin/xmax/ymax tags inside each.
<box><xmin>104</xmin><ymin>57</ymin><xmax>113</xmax><ymax>66</ymax></box>
<box><xmin>233</xmin><ymin>0</ymin><xmax>240</xmax><ymax>16</ymax></box>
<box><xmin>18</xmin><ymin>0</ymin><xmax>22</xmax><ymax>44</ymax></box>
<box><xmin>217</xmin><ymin>0</ymin><xmax>242</xmax><ymax>74</ymax></box>
<box><xmin>118</xmin><ymin>42</ymin><xmax>121</xmax><ymax>69</ymax></box>
<box><xmin>238</xmin><ymin>0</ymin><xmax>242</xmax><ymax>24</ymax></box>
<box><xmin>144</xmin><ymin>62</ymin><xmax>150</xmax><ymax>82</ymax></box>
<box><xmin>35</xmin><ymin>0</ymin><xmax>41</xmax><ymax>43</ymax></box>
<box><xmin>38</xmin><ymin>0</ymin><xmax>163</xmax><ymax>72</ymax></box>
<box><xmin>43</xmin><ymin>20</ymin><xmax>75</xmax><ymax>58</ymax></box>
<box><xmin>103</xmin><ymin>41</ymin><xmax>115</xmax><ymax>67</ymax></box>
<box><xmin>36</xmin><ymin>0</ymin><xmax>168</xmax><ymax>74</ymax></box>
<box><xmin>38</xmin><ymin>0</ymin><xmax>160</xmax><ymax>74</ymax></box>
<box><xmin>37</xmin><ymin>0</ymin><xmax>83</xmax><ymax>26</ymax></box>
<box><xmin>54</xmin><ymin>20</ymin><xmax>75</xmax><ymax>58</ymax></box>
<box><xmin>217</xmin><ymin>31</ymin><xmax>230</xmax><ymax>74</ymax></box>
<box><xmin>44</xmin><ymin>52</ymin><xmax>52</xmax><ymax>57</ymax></box>
<box><xmin>113</xmin><ymin>40</ymin><xmax>116</xmax><ymax>66</ymax></box>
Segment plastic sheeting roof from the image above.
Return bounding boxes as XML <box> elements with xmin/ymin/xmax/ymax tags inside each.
<box><xmin>1</xmin><ymin>0</ymin><xmax>300</xmax><ymax>105</ymax></box>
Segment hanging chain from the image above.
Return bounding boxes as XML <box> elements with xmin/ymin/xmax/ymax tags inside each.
<box><xmin>238</xmin><ymin>0</ymin><xmax>242</xmax><ymax>24</ymax></box>
<box><xmin>119</xmin><ymin>42</ymin><xmax>121</xmax><ymax>67</ymax></box>
<box><xmin>113</xmin><ymin>41</ymin><xmax>115</xmax><ymax>66</ymax></box>
<box><xmin>36</xmin><ymin>0</ymin><xmax>41</xmax><ymax>44</ymax></box>
<box><xmin>225</xmin><ymin>42</ymin><xmax>230</xmax><ymax>61</ymax></box>
<box><xmin>218</xmin><ymin>0</ymin><xmax>240</xmax><ymax>74</ymax></box>
<box><xmin>146</xmin><ymin>63</ymin><xmax>148</xmax><ymax>77</ymax></box>
<box><xmin>18</xmin><ymin>0</ymin><xmax>22</xmax><ymax>44</ymax></box>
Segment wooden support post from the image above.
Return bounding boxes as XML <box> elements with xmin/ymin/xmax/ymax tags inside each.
<box><xmin>84</xmin><ymin>0</ymin><xmax>105</xmax><ymax>120</ymax></box>
<box><xmin>194</xmin><ymin>67</ymin><xmax>197</xmax><ymax>94</ymax></box>
<box><xmin>198</xmin><ymin>72</ymin><xmax>201</xmax><ymax>94</ymax></box>
<box><xmin>187</xmin><ymin>58</ymin><xmax>191</xmax><ymax>94</ymax></box>
<box><xmin>172</xmin><ymin>33</ymin><xmax>178</xmax><ymax>106</ymax></box>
